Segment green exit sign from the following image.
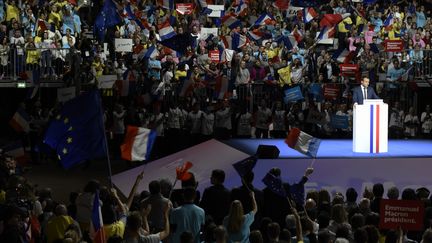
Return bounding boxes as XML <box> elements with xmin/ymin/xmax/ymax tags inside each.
<box><xmin>17</xmin><ymin>82</ymin><xmax>26</xmax><ymax>88</ymax></box>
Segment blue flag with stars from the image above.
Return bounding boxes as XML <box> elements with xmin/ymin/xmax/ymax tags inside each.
<box><xmin>262</xmin><ymin>172</ymin><xmax>287</xmax><ymax>197</ymax></box>
<box><xmin>44</xmin><ymin>90</ymin><xmax>106</xmax><ymax>169</ymax></box>
<box><xmin>94</xmin><ymin>0</ymin><xmax>121</xmax><ymax>41</ymax></box>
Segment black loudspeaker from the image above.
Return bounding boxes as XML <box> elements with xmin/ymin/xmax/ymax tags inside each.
<box><xmin>256</xmin><ymin>145</ymin><xmax>280</xmax><ymax>159</ymax></box>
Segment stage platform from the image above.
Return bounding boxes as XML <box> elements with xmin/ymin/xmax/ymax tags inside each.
<box><xmin>112</xmin><ymin>139</ymin><xmax>432</xmax><ymax>198</ymax></box>
<box><xmin>225</xmin><ymin>139</ymin><xmax>432</xmax><ymax>158</ymax></box>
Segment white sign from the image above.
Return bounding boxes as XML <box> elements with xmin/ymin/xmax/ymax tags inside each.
<box><xmin>57</xmin><ymin>87</ymin><xmax>76</xmax><ymax>103</ymax></box>
<box><xmin>200</xmin><ymin>27</ymin><xmax>219</xmax><ymax>40</ymax></box>
<box><xmin>316</xmin><ymin>32</ymin><xmax>334</xmax><ymax>45</ymax></box>
<box><xmin>115</xmin><ymin>38</ymin><xmax>133</xmax><ymax>52</ymax></box>
<box><xmin>207</xmin><ymin>5</ymin><xmax>225</xmax><ymax>18</ymax></box>
<box><xmin>98</xmin><ymin>75</ymin><xmax>117</xmax><ymax>89</ymax></box>
<box><xmin>286</xmin><ymin>6</ymin><xmax>303</xmax><ymax>17</ymax></box>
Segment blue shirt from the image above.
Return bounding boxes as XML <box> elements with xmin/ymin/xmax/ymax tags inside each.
<box><xmin>223</xmin><ymin>211</ymin><xmax>255</xmax><ymax>243</ymax></box>
<box><xmin>416</xmin><ymin>11</ymin><xmax>426</xmax><ymax>28</ymax></box>
<box><xmin>170</xmin><ymin>204</ymin><xmax>205</xmax><ymax>243</ymax></box>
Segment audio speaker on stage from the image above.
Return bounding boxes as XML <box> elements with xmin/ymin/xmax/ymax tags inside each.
<box><xmin>256</xmin><ymin>145</ymin><xmax>280</xmax><ymax>159</ymax></box>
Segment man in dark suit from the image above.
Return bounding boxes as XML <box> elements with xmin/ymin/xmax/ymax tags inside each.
<box><xmin>353</xmin><ymin>77</ymin><xmax>380</xmax><ymax>105</ymax></box>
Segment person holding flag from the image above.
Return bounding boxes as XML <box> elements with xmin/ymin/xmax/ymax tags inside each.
<box><xmin>262</xmin><ymin>166</ymin><xmax>314</xmax><ymax>228</ymax></box>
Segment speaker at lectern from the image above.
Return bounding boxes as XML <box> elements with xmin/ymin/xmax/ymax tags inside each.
<box><xmin>353</xmin><ymin>99</ymin><xmax>388</xmax><ymax>153</ymax></box>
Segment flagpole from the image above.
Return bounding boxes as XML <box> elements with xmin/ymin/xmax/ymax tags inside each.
<box><xmin>98</xmin><ymin>92</ymin><xmax>114</xmax><ymax>188</ymax></box>
<box><xmin>309</xmin><ymin>157</ymin><xmax>316</xmax><ymax>168</ymax></box>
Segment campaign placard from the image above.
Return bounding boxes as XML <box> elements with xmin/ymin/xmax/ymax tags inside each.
<box><xmin>115</xmin><ymin>38</ymin><xmax>133</xmax><ymax>52</ymax></box>
<box><xmin>379</xmin><ymin>199</ymin><xmax>424</xmax><ymax>231</ymax></box>
<box><xmin>384</xmin><ymin>40</ymin><xmax>404</xmax><ymax>52</ymax></box>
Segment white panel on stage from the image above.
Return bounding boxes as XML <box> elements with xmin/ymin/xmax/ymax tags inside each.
<box><xmin>112</xmin><ymin>139</ymin><xmax>251</xmax><ymax>197</ymax></box>
<box><xmin>353</xmin><ymin>99</ymin><xmax>388</xmax><ymax>153</ymax></box>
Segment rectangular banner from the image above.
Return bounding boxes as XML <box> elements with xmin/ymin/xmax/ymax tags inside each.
<box><xmin>207</xmin><ymin>5</ymin><xmax>225</xmax><ymax>17</ymax></box>
<box><xmin>284</xmin><ymin>86</ymin><xmax>304</xmax><ymax>103</ymax></box>
<box><xmin>98</xmin><ymin>75</ymin><xmax>117</xmax><ymax>89</ymax></box>
<box><xmin>57</xmin><ymin>87</ymin><xmax>76</xmax><ymax>103</ymax></box>
<box><xmin>384</xmin><ymin>40</ymin><xmax>404</xmax><ymax>52</ymax></box>
<box><xmin>340</xmin><ymin>64</ymin><xmax>359</xmax><ymax>76</ymax></box>
<box><xmin>209</xmin><ymin>50</ymin><xmax>220</xmax><ymax>62</ymax></box>
<box><xmin>379</xmin><ymin>199</ymin><xmax>424</xmax><ymax>231</ymax></box>
<box><xmin>331</xmin><ymin>115</ymin><xmax>349</xmax><ymax>129</ymax></box>
<box><xmin>115</xmin><ymin>38</ymin><xmax>133</xmax><ymax>52</ymax></box>
<box><xmin>200</xmin><ymin>27</ymin><xmax>219</xmax><ymax>40</ymax></box>
<box><xmin>323</xmin><ymin>84</ymin><xmax>340</xmax><ymax>100</ymax></box>
<box><xmin>286</xmin><ymin>6</ymin><xmax>303</xmax><ymax>17</ymax></box>
<box><xmin>176</xmin><ymin>3</ymin><xmax>194</xmax><ymax>15</ymax></box>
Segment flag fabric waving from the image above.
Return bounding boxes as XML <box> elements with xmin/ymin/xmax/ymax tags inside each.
<box><xmin>176</xmin><ymin>161</ymin><xmax>193</xmax><ymax>181</ymax></box>
<box><xmin>9</xmin><ymin>107</ymin><xmax>30</xmax><ymax>133</ymax></box>
<box><xmin>90</xmin><ymin>191</ymin><xmax>106</xmax><ymax>243</ymax></box>
<box><xmin>320</xmin><ymin>13</ymin><xmax>351</xmax><ymax>28</ymax></box>
<box><xmin>285</xmin><ymin>127</ymin><xmax>321</xmax><ymax>158</ymax></box>
<box><xmin>233</xmin><ymin>156</ymin><xmax>257</xmax><ymax>177</ymax></box>
<box><xmin>44</xmin><ymin>90</ymin><xmax>106</xmax><ymax>169</ymax></box>
<box><xmin>121</xmin><ymin>126</ymin><xmax>157</xmax><ymax>161</ymax></box>
<box><xmin>262</xmin><ymin>172</ymin><xmax>287</xmax><ymax>197</ymax></box>
<box><xmin>94</xmin><ymin>0</ymin><xmax>122</xmax><ymax>41</ymax></box>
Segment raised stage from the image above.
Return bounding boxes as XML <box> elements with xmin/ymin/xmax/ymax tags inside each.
<box><xmin>112</xmin><ymin>139</ymin><xmax>432</xmax><ymax>198</ymax></box>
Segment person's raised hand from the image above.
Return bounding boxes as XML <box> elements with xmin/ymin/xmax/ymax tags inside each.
<box><xmin>304</xmin><ymin>167</ymin><xmax>314</xmax><ymax>177</ymax></box>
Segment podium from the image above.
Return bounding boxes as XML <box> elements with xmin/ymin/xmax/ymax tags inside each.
<box><xmin>353</xmin><ymin>99</ymin><xmax>388</xmax><ymax>153</ymax></box>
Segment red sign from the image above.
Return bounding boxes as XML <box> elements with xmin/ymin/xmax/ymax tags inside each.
<box><xmin>339</xmin><ymin>64</ymin><xmax>359</xmax><ymax>76</ymax></box>
<box><xmin>323</xmin><ymin>83</ymin><xmax>340</xmax><ymax>100</ymax></box>
<box><xmin>384</xmin><ymin>40</ymin><xmax>404</xmax><ymax>52</ymax></box>
<box><xmin>379</xmin><ymin>199</ymin><xmax>424</xmax><ymax>231</ymax></box>
<box><xmin>209</xmin><ymin>50</ymin><xmax>220</xmax><ymax>63</ymax></box>
<box><xmin>176</xmin><ymin>3</ymin><xmax>195</xmax><ymax>15</ymax></box>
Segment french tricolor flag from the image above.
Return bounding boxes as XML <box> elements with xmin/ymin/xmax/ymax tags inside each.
<box><xmin>158</xmin><ymin>0</ymin><xmax>174</xmax><ymax>10</ymax></box>
<box><xmin>332</xmin><ymin>48</ymin><xmax>354</xmax><ymax>63</ymax></box>
<box><xmin>383</xmin><ymin>14</ymin><xmax>394</xmax><ymax>30</ymax></box>
<box><xmin>158</xmin><ymin>21</ymin><xmax>176</xmax><ymax>41</ymax></box>
<box><xmin>144</xmin><ymin>45</ymin><xmax>159</xmax><ymax>59</ymax></box>
<box><xmin>303</xmin><ymin>7</ymin><xmax>318</xmax><ymax>23</ymax></box>
<box><xmin>3</xmin><ymin>141</ymin><xmax>29</xmax><ymax>165</ymax></box>
<box><xmin>247</xmin><ymin>30</ymin><xmax>271</xmax><ymax>42</ymax></box>
<box><xmin>317</xmin><ymin>26</ymin><xmax>336</xmax><ymax>39</ymax></box>
<box><xmin>215</xmin><ymin>76</ymin><xmax>229</xmax><ymax>99</ymax></box>
<box><xmin>254</xmin><ymin>13</ymin><xmax>275</xmax><ymax>26</ymax></box>
<box><xmin>232</xmin><ymin>32</ymin><xmax>248</xmax><ymax>50</ymax></box>
<box><xmin>320</xmin><ymin>13</ymin><xmax>351</xmax><ymax>27</ymax></box>
<box><xmin>221</xmin><ymin>14</ymin><xmax>241</xmax><ymax>29</ymax></box>
<box><xmin>285</xmin><ymin>127</ymin><xmax>321</xmax><ymax>158</ymax></box>
<box><xmin>292</xmin><ymin>28</ymin><xmax>303</xmax><ymax>43</ymax></box>
<box><xmin>9</xmin><ymin>108</ymin><xmax>30</xmax><ymax>133</ymax></box>
<box><xmin>234</xmin><ymin>0</ymin><xmax>248</xmax><ymax>17</ymax></box>
<box><xmin>121</xmin><ymin>126</ymin><xmax>157</xmax><ymax>161</ymax></box>
<box><xmin>90</xmin><ymin>191</ymin><xmax>106</xmax><ymax>243</ymax></box>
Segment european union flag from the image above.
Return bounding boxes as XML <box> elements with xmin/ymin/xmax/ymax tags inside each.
<box><xmin>290</xmin><ymin>183</ymin><xmax>305</xmax><ymax>207</ymax></box>
<box><xmin>44</xmin><ymin>90</ymin><xmax>106</xmax><ymax>169</ymax></box>
<box><xmin>233</xmin><ymin>156</ymin><xmax>257</xmax><ymax>177</ymax></box>
<box><xmin>94</xmin><ymin>0</ymin><xmax>121</xmax><ymax>41</ymax></box>
<box><xmin>262</xmin><ymin>172</ymin><xmax>287</xmax><ymax>197</ymax></box>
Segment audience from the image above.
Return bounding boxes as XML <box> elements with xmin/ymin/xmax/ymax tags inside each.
<box><xmin>0</xmin><ymin>0</ymin><xmax>432</xmax><ymax>242</ymax></box>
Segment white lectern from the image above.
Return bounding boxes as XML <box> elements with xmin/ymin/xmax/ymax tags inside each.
<box><xmin>353</xmin><ymin>99</ymin><xmax>388</xmax><ymax>153</ymax></box>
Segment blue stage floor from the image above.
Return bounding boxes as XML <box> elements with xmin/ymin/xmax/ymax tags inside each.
<box><xmin>224</xmin><ymin>139</ymin><xmax>432</xmax><ymax>158</ymax></box>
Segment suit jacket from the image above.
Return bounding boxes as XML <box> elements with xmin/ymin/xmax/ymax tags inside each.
<box><xmin>352</xmin><ymin>85</ymin><xmax>380</xmax><ymax>105</ymax></box>
<box><xmin>199</xmin><ymin>184</ymin><xmax>231</xmax><ymax>225</ymax></box>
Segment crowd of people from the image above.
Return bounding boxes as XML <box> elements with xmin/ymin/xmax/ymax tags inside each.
<box><xmin>1</xmin><ymin>0</ymin><xmax>432</xmax><ymax>242</ymax></box>
<box><xmin>1</xmin><ymin>153</ymin><xmax>432</xmax><ymax>243</ymax></box>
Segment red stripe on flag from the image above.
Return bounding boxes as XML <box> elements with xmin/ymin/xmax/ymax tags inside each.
<box><xmin>285</xmin><ymin>127</ymin><xmax>301</xmax><ymax>149</ymax></box>
<box><xmin>376</xmin><ymin>105</ymin><xmax>380</xmax><ymax>153</ymax></box>
<box><xmin>121</xmin><ymin>126</ymin><xmax>139</xmax><ymax>161</ymax></box>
